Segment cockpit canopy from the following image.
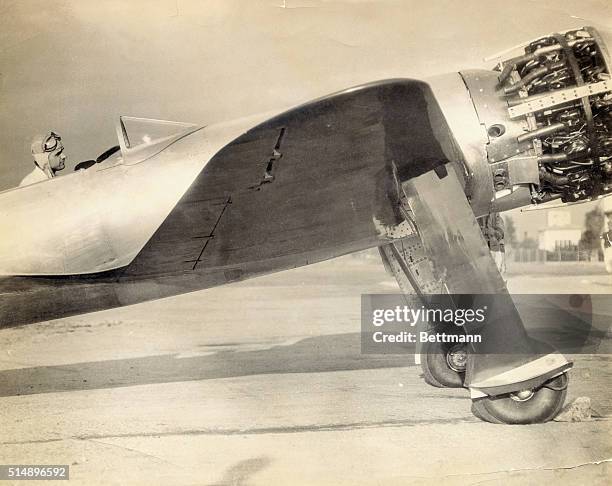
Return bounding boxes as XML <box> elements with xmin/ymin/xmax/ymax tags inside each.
<box><xmin>115</xmin><ymin>116</ymin><xmax>201</xmax><ymax>165</ymax></box>
<box><xmin>74</xmin><ymin>117</ymin><xmax>202</xmax><ymax>172</ymax></box>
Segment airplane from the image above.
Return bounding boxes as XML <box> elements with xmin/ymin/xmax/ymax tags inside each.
<box><xmin>1</xmin><ymin>26</ymin><xmax>610</xmax><ymax>424</ymax></box>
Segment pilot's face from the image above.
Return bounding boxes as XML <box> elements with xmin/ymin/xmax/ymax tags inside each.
<box><xmin>48</xmin><ymin>143</ymin><xmax>66</xmax><ymax>172</ymax></box>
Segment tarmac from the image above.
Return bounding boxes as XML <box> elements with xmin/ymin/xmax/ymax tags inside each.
<box><xmin>0</xmin><ymin>254</ymin><xmax>611</xmax><ymax>485</ymax></box>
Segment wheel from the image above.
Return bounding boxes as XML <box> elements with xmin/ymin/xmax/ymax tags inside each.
<box><xmin>471</xmin><ymin>373</ymin><xmax>569</xmax><ymax>424</ymax></box>
<box><xmin>420</xmin><ymin>325</ymin><xmax>467</xmax><ymax>388</ymax></box>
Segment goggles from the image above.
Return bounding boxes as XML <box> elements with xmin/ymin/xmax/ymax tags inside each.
<box><xmin>43</xmin><ymin>132</ymin><xmax>62</xmax><ymax>152</ymax></box>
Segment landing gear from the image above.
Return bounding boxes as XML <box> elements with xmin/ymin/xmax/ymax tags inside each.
<box><xmin>377</xmin><ymin>167</ymin><xmax>572</xmax><ymax>424</ymax></box>
<box><xmin>420</xmin><ymin>325</ymin><xmax>466</xmax><ymax>388</ymax></box>
<box><xmin>471</xmin><ymin>373</ymin><xmax>569</xmax><ymax>424</ymax></box>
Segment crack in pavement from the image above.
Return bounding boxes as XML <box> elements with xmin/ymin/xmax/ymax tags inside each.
<box><xmin>84</xmin><ymin>438</ymin><xmax>180</xmax><ymax>468</ymax></box>
<box><xmin>437</xmin><ymin>458</ymin><xmax>612</xmax><ymax>484</ymax></box>
<box><xmin>13</xmin><ymin>414</ymin><xmax>611</xmax><ymax>446</ymax></box>
<box><xmin>1</xmin><ymin>416</ymin><xmax>478</xmax><ymax>445</ymax></box>
<box><xmin>353</xmin><ymin>458</ymin><xmax>612</xmax><ymax>483</ymax></box>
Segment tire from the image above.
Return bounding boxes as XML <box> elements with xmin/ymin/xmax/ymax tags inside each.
<box><xmin>420</xmin><ymin>325</ymin><xmax>467</xmax><ymax>388</ymax></box>
<box><xmin>471</xmin><ymin>373</ymin><xmax>569</xmax><ymax>424</ymax></box>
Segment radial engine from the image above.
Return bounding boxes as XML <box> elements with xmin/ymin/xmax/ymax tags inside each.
<box><xmin>434</xmin><ymin>27</ymin><xmax>612</xmax><ymax>215</ymax></box>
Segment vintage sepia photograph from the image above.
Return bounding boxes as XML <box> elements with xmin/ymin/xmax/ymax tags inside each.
<box><xmin>0</xmin><ymin>1</ymin><xmax>611</xmax><ymax>484</ymax></box>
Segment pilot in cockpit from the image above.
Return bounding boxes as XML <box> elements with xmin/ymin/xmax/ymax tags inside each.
<box><xmin>19</xmin><ymin>131</ymin><xmax>66</xmax><ymax>186</ymax></box>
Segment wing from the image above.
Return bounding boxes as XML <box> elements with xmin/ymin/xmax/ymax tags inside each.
<box><xmin>122</xmin><ymin>79</ymin><xmax>460</xmax><ymax>278</ymax></box>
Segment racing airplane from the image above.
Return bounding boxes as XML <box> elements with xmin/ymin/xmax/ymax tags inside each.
<box><xmin>1</xmin><ymin>27</ymin><xmax>610</xmax><ymax>424</ymax></box>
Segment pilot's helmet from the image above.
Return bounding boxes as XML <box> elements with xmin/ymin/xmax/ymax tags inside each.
<box><xmin>31</xmin><ymin>131</ymin><xmax>62</xmax><ymax>156</ymax></box>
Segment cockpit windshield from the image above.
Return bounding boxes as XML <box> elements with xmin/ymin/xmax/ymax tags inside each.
<box><xmin>115</xmin><ymin>116</ymin><xmax>201</xmax><ymax>164</ymax></box>
<box><xmin>71</xmin><ymin>117</ymin><xmax>201</xmax><ymax>173</ymax></box>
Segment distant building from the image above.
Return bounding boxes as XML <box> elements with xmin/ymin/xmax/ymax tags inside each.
<box><xmin>538</xmin><ymin>227</ymin><xmax>582</xmax><ymax>251</ymax></box>
<box><xmin>538</xmin><ymin>210</ymin><xmax>582</xmax><ymax>252</ymax></box>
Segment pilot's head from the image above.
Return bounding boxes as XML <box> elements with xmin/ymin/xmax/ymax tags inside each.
<box><xmin>31</xmin><ymin>131</ymin><xmax>66</xmax><ymax>177</ymax></box>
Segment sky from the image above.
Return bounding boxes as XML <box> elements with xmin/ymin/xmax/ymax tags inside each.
<box><xmin>1</xmin><ymin>0</ymin><xmax>611</xmax><ymax>238</ymax></box>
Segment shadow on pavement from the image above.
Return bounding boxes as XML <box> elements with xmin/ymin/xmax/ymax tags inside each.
<box><xmin>208</xmin><ymin>456</ymin><xmax>272</xmax><ymax>486</ymax></box>
<box><xmin>0</xmin><ymin>332</ymin><xmax>414</xmax><ymax>397</ymax></box>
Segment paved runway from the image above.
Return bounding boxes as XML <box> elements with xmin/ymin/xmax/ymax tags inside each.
<box><xmin>1</xmin><ymin>255</ymin><xmax>611</xmax><ymax>484</ymax></box>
